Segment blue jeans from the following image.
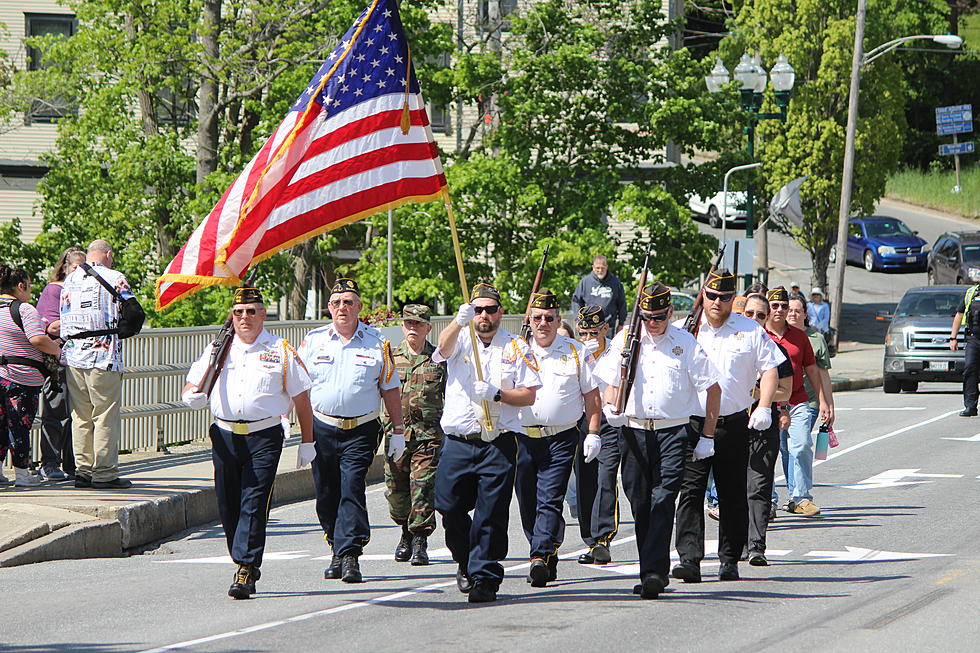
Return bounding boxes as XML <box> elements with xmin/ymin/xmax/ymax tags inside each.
<box><xmin>775</xmin><ymin>403</ymin><xmax>814</xmax><ymax>503</ymax></box>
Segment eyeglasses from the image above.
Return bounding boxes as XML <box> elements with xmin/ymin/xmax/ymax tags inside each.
<box><xmin>473</xmin><ymin>305</ymin><xmax>500</xmax><ymax>315</ymax></box>
<box><xmin>530</xmin><ymin>314</ymin><xmax>556</xmax><ymax>323</ymax></box>
<box><xmin>704</xmin><ymin>290</ymin><xmax>735</xmax><ymax>302</ymax></box>
<box><xmin>743</xmin><ymin>310</ymin><xmax>768</xmax><ymax>320</ymax></box>
<box><xmin>639</xmin><ymin>311</ymin><xmax>670</xmax><ymax>322</ymax></box>
<box><xmin>329</xmin><ymin>299</ymin><xmax>356</xmax><ymax>308</ymax></box>
<box><xmin>232</xmin><ymin>308</ymin><xmax>258</xmax><ymax>317</ymax></box>
<box><xmin>579</xmin><ymin>330</ymin><xmax>600</xmax><ymax>337</ymax></box>
<box><xmin>769</xmin><ymin>302</ymin><xmax>789</xmax><ymax>310</ymax></box>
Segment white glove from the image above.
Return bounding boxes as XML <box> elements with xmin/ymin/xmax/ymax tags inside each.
<box><xmin>472</xmin><ymin>380</ymin><xmax>498</xmax><ymax>401</ymax></box>
<box><xmin>388</xmin><ymin>432</ymin><xmax>406</xmax><ymax>461</ymax></box>
<box><xmin>692</xmin><ymin>436</ymin><xmax>715</xmax><ymax>461</ymax></box>
<box><xmin>581</xmin><ymin>339</ymin><xmax>599</xmax><ymax>357</ymax></box>
<box><xmin>747</xmin><ymin>406</ymin><xmax>772</xmax><ymax>431</ymax></box>
<box><xmin>455</xmin><ymin>303</ymin><xmax>476</xmax><ymax>326</ymax></box>
<box><xmin>296</xmin><ymin>442</ymin><xmax>316</xmax><ymax>468</ymax></box>
<box><xmin>602</xmin><ymin>403</ymin><xmax>627</xmax><ymax>427</ymax></box>
<box><xmin>583</xmin><ymin>433</ymin><xmax>602</xmax><ymax>463</ymax></box>
<box><xmin>182</xmin><ymin>389</ymin><xmax>208</xmax><ymax>410</ymax></box>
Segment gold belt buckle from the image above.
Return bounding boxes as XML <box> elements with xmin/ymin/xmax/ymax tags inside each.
<box><xmin>232</xmin><ymin>422</ymin><xmax>249</xmax><ymax>435</ymax></box>
<box><xmin>341</xmin><ymin>417</ymin><xmax>358</xmax><ymax>430</ymax></box>
<box><xmin>526</xmin><ymin>426</ymin><xmax>542</xmax><ymax>438</ymax></box>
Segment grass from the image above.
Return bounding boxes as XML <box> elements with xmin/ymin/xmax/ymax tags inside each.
<box><xmin>961</xmin><ymin>12</ymin><xmax>980</xmax><ymax>50</ymax></box>
<box><xmin>885</xmin><ymin>164</ymin><xmax>980</xmax><ymax>218</ymax></box>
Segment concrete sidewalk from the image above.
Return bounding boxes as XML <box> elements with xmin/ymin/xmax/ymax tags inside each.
<box><xmin>1</xmin><ymin>343</ymin><xmax>884</xmax><ymax>568</ymax></box>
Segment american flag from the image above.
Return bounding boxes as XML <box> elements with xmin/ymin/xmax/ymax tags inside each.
<box><xmin>155</xmin><ymin>0</ymin><xmax>447</xmax><ymax>310</ymax></box>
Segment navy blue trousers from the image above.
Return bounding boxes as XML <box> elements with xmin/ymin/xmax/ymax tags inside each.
<box><xmin>311</xmin><ymin>418</ymin><xmax>381</xmax><ymax>557</ymax></box>
<box><xmin>964</xmin><ymin>335</ymin><xmax>980</xmax><ymax>410</ymax></box>
<box><xmin>435</xmin><ymin>433</ymin><xmax>517</xmax><ymax>588</ymax></box>
<box><xmin>574</xmin><ymin>416</ymin><xmax>621</xmax><ymax>548</ymax></box>
<box><xmin>210</xmin><ymin>423</ymin><xmax>283</xmax><ymax>567</ymax></box>
<box><xmin>619</xmin><ymin>423</ymin><xmax>688</xmax><ymax>580</ymax></box>
<box><xmin>515</xmin><ymin>428</ymin><xmax>578</xmax><ymax>560</ymax></box>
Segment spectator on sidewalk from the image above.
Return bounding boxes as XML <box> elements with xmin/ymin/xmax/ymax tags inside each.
<box><xmin>787</xmin><ymin>298</ymin><xmax>834</xmax><ymax>438</ymax></box>
<box><xmin>35</xmin><ymin>247</ymin><xmax>85</xmax><ymax>481</ymax></box>
<box><xmin>571</xmin><ymin>256</ymin><xmax>627</xmax><ymax>333</ymax></box>
<box><xmin>807</xmin><ymin>287</ymin><xmax>831</xmax><ymax>337</ymax></box>
<box><xmin>788</xmin><ymin>282</ymin><xmax>805</xmax><ymax>302</ymax></box>
<box><xmin>59</xmin><ymin>239</ymin><xmax>134</xmax><ymax>489</ymax></box>
<box><xmin>0</xmin><ymin>263</ymin><xmax>62</xmax><ymax>487</ymax></box>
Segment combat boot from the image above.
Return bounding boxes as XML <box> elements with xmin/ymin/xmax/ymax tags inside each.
<box><xmin>228</xmin><ymin>563</ymin><xmax>259</xmax><ymax>599</ymax></box>
<box><xmin>409</xmin><ymin>535</ymin><xmax>429</xmax><ymax>566</ymax></box>
<box><xmin>341</xmin><ymin>554</ymin><xmax>362</xmax><ymax>583</ymax></box>
<box><xmin>394</xmin><ymin>525</ymin><xmax>412</xmax><ymax>562</ymax></box>
<box><xmin>324</xmin><ymin>553</ymin><xmax>342</xmax><ymax>579</ymax></box>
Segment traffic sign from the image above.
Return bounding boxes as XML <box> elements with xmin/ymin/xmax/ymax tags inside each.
<box><xmin>937</xmin><ymin>121</ymin><xmax>973</xmax><ymax>136</ymax></box>
<box><xmin>935</xmin><ymin>104</ymin><xmax>972</xmax><ymax>124</ymax></box>
<box><xmin>939</xmin><ymin>141</ymin><xmax>975</xmax><ymax>156</ymax></box>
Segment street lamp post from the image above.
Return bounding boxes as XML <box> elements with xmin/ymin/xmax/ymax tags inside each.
<box><xmin>829</xmin><ymin>7</ymin><xmax>964</xmax><ymax>349</ymax></box>
<box><xmin>707</xmin><ymin>53</ymin><xmax>795</xmax><ymax>289</ymax></box>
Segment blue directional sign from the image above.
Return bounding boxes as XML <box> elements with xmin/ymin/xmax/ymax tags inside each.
<box><xmin>938</xmin><ymin>121</ymin><xmax>974</xmax><ymax>136</ymax></box>
<box><xmin>936</xmin><ymin>104</ymin><xmax>972</xmax><ymax>124</ymax></box>
<box><xmin>939</xmin><ymin>142</ymin><xmax>975</xmax><ymax>156</ymax></box>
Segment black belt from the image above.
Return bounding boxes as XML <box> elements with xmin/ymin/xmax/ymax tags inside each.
<box><xmin>691</xmin><ymin>411</ymin><xmax>748</xmax><ymax>426</ymax></box>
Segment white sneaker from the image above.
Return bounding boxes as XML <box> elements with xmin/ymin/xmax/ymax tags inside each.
<box><xmin>14</xmin><ymin>468</ymin><xmax>43</xmax><ymax>487</ymax></box>
<box><xmin>0</xmin><ymin>470</ymin><xmax>9</xmax><ymax>485</ymax></box>
<box><xmin>39</xmin><ymin>465</ymin><xmax>70</xmax><ymax>481</ymax></box>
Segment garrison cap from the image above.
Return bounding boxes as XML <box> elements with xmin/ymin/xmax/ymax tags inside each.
<box><xmin>471</xmin><ymin>282</ymin><xmax>501</xmax><ymax>304</ymax></box>
<box><xmin>331</xmin><ymin>277</ymin><xmax>359</xmax><ymax>296</ymax></box>
<box><xmin>705</xmin><ymin>268</ymin><xmax>737</xmax><ymax>293</ymax></box>
<box><xmin>639</xmin><ymin>281</ymin><xmax>672</xmax><ymax>312</ymax></box>
<box><xmin>767</xmin><ymin>286</ymin><xmax>789</xmax><ymax>303</ymax></box>
<box><xmin>577</xmin><ymin>304</ymin><xmax>605</xmax><ymax>329</ymax></box>
<box><xmin>233</xmin><ymin>286</ymin><xmax>264</xmax><ymax>305</ymax></box>
<box><xmin>402</xmin><ymin>304</ymin><xmax>431</xmax><ymax>324</ymax></box>
<box><xmin>529</xmin><ymin>288</ymin><xmax>560</xmax><ymax>310</ymax></box>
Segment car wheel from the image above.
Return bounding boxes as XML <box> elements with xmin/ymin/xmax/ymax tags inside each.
<box><xmin>829</xmin><ymin>247</ymin><xmax>837</xmax><ymax>264</ymax></box>
<box><xmin>708</xmin><ymin>205</ymin><xmax>721</xmax><ymax>229</ymax></box>
<box><xmin>864</xmin><ymin>250</ymin><xmax>876</xmax><ymax>272</ymax></box>
<box><xmin>883</xmin><ymin>375</ymin><xmax>901</xmax><ymax>394</ymax></box>
<box><xmin>899</xmin><ymin>380</ymin><xmax>918</xmax><ymax>393</ymax></box>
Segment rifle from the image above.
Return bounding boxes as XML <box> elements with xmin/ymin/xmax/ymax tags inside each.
<box><xmin>519</xmin><ymin>244</ymin><xmax>550</xmax><ymax>342</ymax></box>
<box><xmin>615</xmin><ymin>244</ymin><xmax>653</xmax><ymax>415</ymax></box>
<box><xmin>682</xmin><ymin>245</ymin><xmax>726</xmax><ymax>337</ymax></box>
<box><xmin>199</xmin><ymin>269</ymin><xmax>258</xmax><ymax>397</ymax></box>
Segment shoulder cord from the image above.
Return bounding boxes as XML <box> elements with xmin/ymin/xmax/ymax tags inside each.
<box><xmin>568</xmin><ymin>341</ymin><xmax>581</xmax><ymax>377</ymax></box>
<box><xmin>382</xmin><ymin>340</ymin><xmax>394</xmax><ymax>384</ymax></box>
<box><xmin>510</xmin><ymin>338</ymin><xmax>540</xmax><ymax>372</ymax></box>
<box><xmin>282</xmin><ymin>339</ymin><xmax>310</xmax><ymax>393</ymax></box>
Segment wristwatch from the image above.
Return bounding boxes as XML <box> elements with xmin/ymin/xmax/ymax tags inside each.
<box><xmin>493</xmin><ymin>389</ymin><xmax>502</xmax><ymax>402</ymax></box>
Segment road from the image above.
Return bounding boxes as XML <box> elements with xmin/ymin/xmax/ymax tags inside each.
<box><xmin>3</xmin><ymin>385</ymin><xmax>978</xmax><ymax>653</ymax></box>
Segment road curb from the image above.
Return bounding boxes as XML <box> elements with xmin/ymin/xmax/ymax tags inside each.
<box><xmin>832</xmin><ymin>376</ymin><xmax>883</xmax><ymax>392</ymax></box>
<box><xmin>0</xmin><ymin>519</ymin><xmax>123</xmax><ymax>567</ymax></box>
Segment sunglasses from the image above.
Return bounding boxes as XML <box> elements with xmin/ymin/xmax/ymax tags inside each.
<box><xmin>474</xmin><ymin>305</ymin><xmax>500</xmax><ymax>315</ymax></box>
<box><xmin>639</xmin><ymin>311</ymin><xmax>670</xmax><ymax>323</ymax></box>
<box><xmin>329</xmin><ymin>298</ymin><xmax>356</xmax><ymax>308</ymax></box>
<box><xmin>579</xmin><ymin>330</ymin><xmax>600</xmax><ymax>337</ymax></box>
<box><xmin>704</xmin><ymin>290</ymin><xmax>735</xmax><ymax>302</ymax></box>
<box><xmin>769</xmin><ymin>302</ymin><xmax>789</xmax><ymax>310</ymax></box>
<box><xmin>232</xmin><ymin>308</ymin><xmax>258</xmax><ymax>317</ymax></box>
<box><xmin>530</xmin><ymin>314</ymin><xmax>556</xmax><ymax>323</ymax></box>
<box><xmin>743</xmin><ymin>310</ymin><xmax>768</xmax><ymax>319</ymax></box>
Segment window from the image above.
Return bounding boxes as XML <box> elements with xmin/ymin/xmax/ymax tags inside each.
<box><xmin>25</xmin><ymin>13</ymin><xmax>76</xmax><ymax>122</ymax></box>
<box><xmin>155</xmin><ymin>81</ymin><xmax>198</xmax><ymax>127</ymax></box>
<box><xmin>479</xmin><ymin>0</ymin><xmax>518</xmax><ymax>32</ymax></box>
<box><xmin>848</xmin><ymin>223</ymin><xmax>862</xmax><ymax>239</ymax></box>
<box><xmin>428</xmin><ymin>103</ymin><xmax>451</xmax><ymax>134</ymax></box>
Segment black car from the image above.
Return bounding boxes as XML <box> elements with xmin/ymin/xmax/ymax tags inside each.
<box><xmin>927</xmin><ymin>231</ymin><xmax>980</xmax><ymax>285</ymax></box>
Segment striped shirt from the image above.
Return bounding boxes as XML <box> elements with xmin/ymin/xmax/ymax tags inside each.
<box><xmin>0</xmin><ymin>297</ymin><xmax>46</xmax><ymax>386</ymax></box>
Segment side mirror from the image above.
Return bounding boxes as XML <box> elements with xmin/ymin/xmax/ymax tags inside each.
<box><xmin>913</xmin><ymin>230</ymin><xmax>919</xmax><ymax>235</ymax></box>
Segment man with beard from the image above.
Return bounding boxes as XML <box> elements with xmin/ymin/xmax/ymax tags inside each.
<box><xmin>434</xmin><ymin>282</ymin><xmax>541</xmax><ymax>603</ymax></box>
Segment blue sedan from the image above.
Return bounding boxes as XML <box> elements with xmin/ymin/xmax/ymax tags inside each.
<box><xmin>830</xmin><ymin>216</ymin><xmax>929</xmax><ymax>272</ymax></box>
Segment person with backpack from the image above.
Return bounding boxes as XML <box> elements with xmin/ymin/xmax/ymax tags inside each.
<box><xmin>59</xmin><ymin>239</ymin><xmax>143</xmax><ymax>489</ymax></box>
<box><xmin>949</xmin><ymin>283</ymin><xmax>980</xmax><ymax>416</ymax></box>
<box><xmin>0</xmin><ymin>263</ymin><xmax>62</xmax><ymax>487</ymax></box>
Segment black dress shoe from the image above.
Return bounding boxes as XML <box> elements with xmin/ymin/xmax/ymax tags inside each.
<box><xmin>748</xmin><ymin>552</ymin><xmax>769</xmax><ymax>567</ymax></box>
<box><xmin>410</xmin><ymin>535</ymin><xmax>429</xmax><ymax>566</ymax></box>
<box><xmin>636</xmin><ymin>574</ymin><xmax>666</xmax><ymax>599</ymax></box>
<box><xmin>527</xmin><ymin>559</ymin><xmax>549</xmax><ymax>587</ymax></box>
<box><xmin>591</xmin><ymin>543</ymin><xmax>611</xmax><ymax>565</ymax></box>
<box><xmin>547</xmin><ymin>555</ymin><xmax>558</xmax><ymax>581</ymax></box>
<box><xmin>577</xmin><ymin>551</ymin><xmax>595</xmax><ymax>564</ymax></box>
<box><xmin>456</xmin><ymin>564</ymin><xmax>472</xmax><ymax>594</ymax></box>
<box><xmin>228</xmin><ymin>564</ymin><xmax>258</xmax><ymax>599</ymax></box>
<box><xmin>324</xmin><ymin>553</ymin><xmax>342</xmax><ymax>579</ymax></box>
<box><xmin>92</xmin><ymin>477</ymin><xmax>133</xmax><ymax>489</ymax></box>
<box><xmin>341</xmin><ymin>554</ymin><xmax>362</xmax><ymax>583</ymax></box>
<box><xmin>74</xmin><ymin>474</ymin><xmax>92</xmax><ymax>488</ymax></box>
<box><xmin>959</xmin><ymin>408</ymin><xmax>977</xmax><ymax>417</ymax></box>
<box><xmin>671</xmin><ymin>561</ymin><xmax>701</xmax><ymax>583</ymax></box>
<box><xmin>468</xmin><ymin>580</ymin><xmax>497</xmax><ymax>603</ymax></box>
<box><xmin>394</xmin><ymin>526</ymin><xmax>412</xmax><ymax>562</ymax></box>
<box><xmin>719</xmin><ymin>562</ymin><xmax>740</xmax><ymax>581</ymax></box>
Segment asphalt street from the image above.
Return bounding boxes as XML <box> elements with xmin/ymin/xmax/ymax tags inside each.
<box><xmin>3</xmin><ymin>384</ymin><xmax>978</xmax><ymax>653</ymax></box>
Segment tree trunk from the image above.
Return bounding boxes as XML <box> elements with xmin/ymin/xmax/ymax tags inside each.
<box><xmin>288</xmin><ymin>240</ymin><xmax>315</xmax><ymax>319</ymax></box>
<box><xmin>197</xmin><ymin>0</ymin><xmax>222</xmax><ymax>186</ymax></box>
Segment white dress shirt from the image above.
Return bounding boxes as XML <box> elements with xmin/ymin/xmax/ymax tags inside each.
<box><xmin>520</xmin><ymin>335</ymin><xmax>596</xmax><ymax>427</ymax></box>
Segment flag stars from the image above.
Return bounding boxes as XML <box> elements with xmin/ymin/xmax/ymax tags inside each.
<box><xmin>377</xmin><ymin>79</ymin><xmax>386</xmax><ymax>88</ymax></box>
<box><xmin>362</xmin><ymin>73</ymin><xmax>372</xmax><ymax>82</ymax></box>
<box><xmin>383</xmin><ymin>9</ymin><xmax>391</xmax><ymax>17</ymax></box>
<box><xmin>394</xmin><ymin>55</ymin><xmax>403</xmax><ymax>63</ymax></box>
<box><xmin>371</xmin><ymin>59</ymin><xmax>380</xmax><ymax>67</ymax></box>
<box><xmin>337</xmin><ymin>74</ymin><xmax>346</xmax><ymax>82</ymax></box>
<box><xmin>333</xmin><ymin>99</ymin><xmax>341</xmax><ymax>107</ymax></box>
<box><xmin>354</xmin><ymin>88</ymin><xmax>363</xmax><ymax>96</ymax></box>
<box><xmin>341</xmin><ymin>40</ymin><xmax>350</xmax><ymax>48</ymax></box>
<box><xmin>356</xmin><ymin>53</ymin><xmax>366</xmax><ymax>62</ymax></box>
<box><xmin>366</xmin><ymin>38</ymin><xmax>374</xmax><ymax>46</ymax></box>
<box><xmin>400</xmin><ymin>78</ymin><xmax>408</xmax><ymax>87</ymax></box>
<box><xmin>388</xmin><ymin>33</ymin><xmax>398</xmax><ymax>41</ymax></box>
<box><xmin>380</xmin><ymin>46</ymin><xmax>389</xmax><ymax>55</ymax></box>
<box><xmin>375</xmin><ymin>24</ymin><xmax>384</xmax><ymax>32</ymax></box>
<box><xmin>385</xmin><ymin>67</ymin><xmax>395</xmax><ymax>76</ymax></box>
<box><xmin>341</xmin><ymin>84</ymin><xmax>349</xmax><ymax>93</ymax></box>
<box><xmin>328</xmin><ymin>51</ymin><xmax>338</xmax><ymax>60</ymax></box>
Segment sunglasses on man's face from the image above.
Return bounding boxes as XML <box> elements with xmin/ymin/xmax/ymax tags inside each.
<box><xmin>579</xmin><ymin>330</ymin><xmax>600</xmax><ymax>337</ymax></box>
<box><xmin>769</xmin><ymin>302</ymin><xmax>789</xmax><ymax>310</ymax></box>
<box><xmin>743</xmin><ymin>310</ymin><xmax>768</xmax><ymax>320</ymax></box>
<box><xmin>233</xmin><ymin>308</ymin><xmax>258</xmax><ymax>317</ymax></box>
<box><xmin>329</xmin><ymin>298</ymin><xmax>356</xmax><ymax>308</ymax></box>
<box><xmin>704</xmin><ymin>290</ymin><xmax>735</xmax><ymax>303</ymax></box>
<box><xmin>639</xmin><ymin>311</ymin><xmax>670</xmax><ymax>323</ymax></box>
<box><xmin>530</xmin><ymin>314</ymin><xmax>556</xmax><ymax>323</ymax></box>
<box><xmin>473</xmin><ymin>304</ymin><xmax>500</xmax><ymax>315</ymax></box>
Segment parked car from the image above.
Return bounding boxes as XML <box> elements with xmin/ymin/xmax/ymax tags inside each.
<box><xmin>927</xmin><ymin>231</ymin><xmax>980</xmax><ymax>285</ymax></box>
<box><xmin>688</xmin><ymin>191</ymin><xmax>747</xmax><ymax>228</ymax></box>
<box><xmin>671</xmin><ymin>290</ymin><xmax>696</xmax><ymax>320</ymax></box>
<box><xmin>828</xmin><ymin>216</ymin><xmax>929</xmax><ymax>272</ymax></box>
<box><xmin>880</xmin><ymin>285</ymin><xmax>966</xmax><ymax>393</ymax></box>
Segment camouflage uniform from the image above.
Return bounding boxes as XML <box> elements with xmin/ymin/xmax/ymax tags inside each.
<box><xmin>383</xmin><ymin>339</ymin><xmax>446</xmax><ymax>536</ymax></box>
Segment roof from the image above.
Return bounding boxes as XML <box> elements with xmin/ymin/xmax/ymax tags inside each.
<box><xmin>944</xmin><ymin>231</ymin><xmax>980</xmax><ymax>242</ymax></box>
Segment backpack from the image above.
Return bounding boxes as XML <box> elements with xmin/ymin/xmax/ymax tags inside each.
<box><xmin>0</xmin><ymin>298</ymin><xmax>62</xmax><ymax>386</ymax></box>
<box><xmin>65</xmin><ymin>263</ymin><xmax>145</xmax><ymax>340</ymax></box>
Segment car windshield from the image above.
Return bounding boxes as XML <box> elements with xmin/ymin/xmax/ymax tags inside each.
<box><xmin>964</xmin><ymin>244</ymin><xmax>980</xmax><ymax>263</ymax></box>
<box><xmin>895</xmin><ymin>292</ymin><xmax>965</xmax><ymax>317</ymax></box>
<box><xmin>864</xmin><ymin>220</ymin><xmax>913</xmax><ymax>238</ymax></box>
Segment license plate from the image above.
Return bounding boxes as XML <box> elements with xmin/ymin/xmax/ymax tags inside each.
<box><xmin>905</xmin><ymin>256</ymin><xmax>916</xmax><ymax>263</ymax></box>
<box><xmin>928</xmin><ymin>361</ymin><xmax>950</xmax><ymax>371</ymax></box>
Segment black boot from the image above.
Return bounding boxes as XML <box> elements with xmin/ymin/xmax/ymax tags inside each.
<box><xmin>394</xmin><ymin>525</ymin><xmax>412</xmax><ymax>562</ymax></box>
<box><xmin>547</xmin><ymin>555</ymin><xmax>559</xmax><ymax>581</ymax></box>
<box><xmin>341</xmin><ymin>554</ymin><xmax>362</xmax><ymax>583</ymax></box>
<box><xmin>228</xmin><ymin>564</ymin><xmax>259</xmax><ymax>599</ymax></box>
<box><xmin>410</xmin><ymin>535</ymin><xmax>429</xmax><ymax>566</ymax></box>
<box><xmin>324</xmin><ymin>553</ymin><xmax>342</xmax><ymax>579</ymax></box>
<box><xmin>456</xmin><ymin>564</ymin><xmax>473</xmax><ymax>594</ymax></box>
<box><xmin>527</xmin><ymin>558</ymin><xmax>549</xmax><ymax>587</ymax></box>
<box><xmin>468</xmin><ymin>580</ymin><xmax>497</xmax><ymax>603</ymax></box>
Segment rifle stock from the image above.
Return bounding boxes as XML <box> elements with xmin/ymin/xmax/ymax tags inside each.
<box><xmin>199</xmin><ymin>269</ymin><xmax>259</xmax><ymax>398</ymax></box>
<box><xmin>682</xmin><ymin>246</ymin><xmax>726</xmax><ymax>337</ymax></box>
<box><xmin>615</xmin><ymin>246</ymin><xmax>652</xmax><ymax>414</ymax></box>
<box><xmin>519</xmin><ymin>244</ymin><xmax>550</xmax><ymax>342</ymax></box>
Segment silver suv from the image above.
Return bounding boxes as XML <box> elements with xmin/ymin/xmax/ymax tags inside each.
<box><xmin>881</xmin><ymin>285</ymin><xmax>966</xmax><ymax>393</ymax></box>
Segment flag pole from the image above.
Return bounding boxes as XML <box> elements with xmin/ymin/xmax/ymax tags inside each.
<box><xmin>444</xmin><ymin>195</ymin><xmax>494</xmax><ymax>431</ymax></box>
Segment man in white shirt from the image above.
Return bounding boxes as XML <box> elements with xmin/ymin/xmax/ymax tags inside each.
<box><xmin>182</xmin><ymin>286</ymin><xmax>314</xmax><ymax>599</ymax></box>
<box><xmin>517</xmin><ymin>289</ymin><xmax>601</xmax><ymax>587</ymax></box>
<box><xmin>433</xmin><ymin>282</ymin><xmax>541</xmax><ymax>603</ymax></box>
<box><xmin>672</xmin><ymin>269</ymin><xmax>784</xmax><ymax>584</ymax></box>
<box><xmin>596</xmin><ymin>281</ymin><xmax>721</xmax><ymax>599</ymax></box>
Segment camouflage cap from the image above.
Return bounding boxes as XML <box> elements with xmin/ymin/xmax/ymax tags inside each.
<box><xmin>577</xmin><ymin>304</ymin><xmax>605</xmax><ymax>329</ymax></box>
<box><xmin>529</xmin><ymin>288</ymin><xmax>560</xmax><ymax>310</ymax></box>
<box><xmin>233</xmin><ymin>286</ymin><xmax>264</xmax><ymax>305</ymax></box>
<box><xmin>331</xmin><ymin>277</ymin><xmax>359</xmax><ymax>296</ymax></box>
<box><xmin>639</xmin><ymin>281</ymin><xmax>671</xmax><ymax>312</ymax></box>
<box><xmin>471</xmin><ymin>282</ymin><xmax>501</xmax><ymax>304</ymax></box>
<box><xmin>402</xmin><ymin>304</ymin><xmax>431</xmax><ymax>324</ymax></box>
<box><xmin>767</xmin><ymin>286</ymin><xmax>789</xmax><ymax>303</ymax></box>
<box><xmin>705</xmin><ymin>268</ymin><xmax>737</xmax><ymax>293</ymax></box>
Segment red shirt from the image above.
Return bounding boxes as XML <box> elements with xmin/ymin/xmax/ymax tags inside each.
<box><xmin>767</xmin><ymin>324</ymin><xmax>816</xmax><ymax>405</ymax></box>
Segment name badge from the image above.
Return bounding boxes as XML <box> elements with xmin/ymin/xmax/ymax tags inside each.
<box><xmin>315</xmin><ymin>354</ymin><xmax>334</xmax><ymax>364</ymax></box>
<box><xmin>354</xmin><ymin>353</ymin><xmax>376</xmax><ymax>366</ymax></box>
